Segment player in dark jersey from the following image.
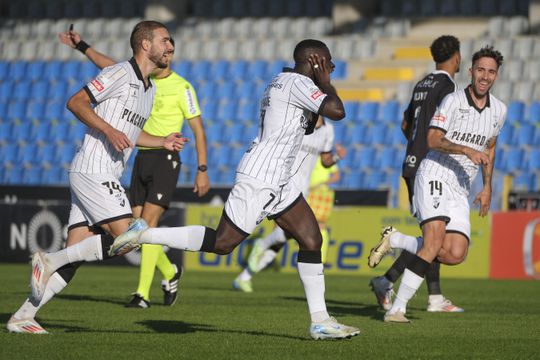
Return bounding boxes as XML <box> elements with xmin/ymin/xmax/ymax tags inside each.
<box><xmin>368</xmin><ymin>35</ymin><xmax>464</xmax><ymax>313</ymax></box>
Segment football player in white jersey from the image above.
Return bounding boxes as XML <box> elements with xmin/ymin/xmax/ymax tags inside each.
<box><xmin>107</xmin><ymin>39</ymin><xmax>360</xmax><ymax>339</ymax></box>
<box><xmin>372</xmin><ymin>46</ymin><xmax>507</xmax><ymax>323</ymax></box>
<box><xmin>232</xmin><ymin>116</ymin><xmax>346</xmax><ymax>292</ymax></box>
<box><xmin>7</xmin><ymin>21</ymin><xmax>186</xmax><ymax>334</ymax></box>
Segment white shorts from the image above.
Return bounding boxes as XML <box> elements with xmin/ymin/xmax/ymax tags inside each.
<box><xmin>412</xmin><ymin>172</ymin><xmax>471</xmax><ymax>240</ymax></box>
<box><xmin>224</xmin><ymin>173</ymin><xmax>303</xmax><ymax>234</ymax></box>
<box><xmin>68</xmin><ymin>172</ymin><xmax>132</xmax><ymax>230</ymax></box>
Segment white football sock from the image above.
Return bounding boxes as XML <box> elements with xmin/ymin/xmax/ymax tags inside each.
<box><xmin>238</xmin><ymin>268</ymin><xmax>252</xmax><ymax>281</ymax></box>
<box><xmin>44</xmin><ymin>235</ymin><xmax>103</xmax><ymax>272</ymax></box>
<box><xmin>429</xmin><ymin>294</ymin><xmax>444</xmax><ymax>304</ymax></box>
<box><xmin>390</xmin><ymin>232</ymin><xmax>423</xmax><ymax>253</ymax></box>
<box><xmin>297</xmin><ymin>262</ymin><xmax>329</xmax><ymax>323</ymax></box>
<box><xmin>388</xmin><ymin>269</ymin><xmax>424</xmax><ymax>315</ymax></box>
<box><xmin>257</xmin><ymin>249</ymin><xmax>278</xmax><ymax>271</ymax></box>
<box><xmin>13</xmin><ymin>272</ymin><xmax>67</xmax><ymax>319</ymax></box>
<box><xmin>140</xmin><ymin>226</ymin><xmax>205</xmax><ymax>251</ymax></box>
<box><xmin>261</xmin><ymin>227</ymin><xmax>287</xmax><ymax>249</ymax></box>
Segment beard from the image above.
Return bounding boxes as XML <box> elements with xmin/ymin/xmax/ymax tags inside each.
<box><xmin>149</xmin><ymin>50</ymin><xmax>169</xmax><ymax>69</ymax></box>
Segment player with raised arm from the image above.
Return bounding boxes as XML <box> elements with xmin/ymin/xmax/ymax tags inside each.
<box><xmin>58</xmin><ymin>27</ymin><xmax>210</xmax><ymax>308</ymax></box>
<box><xmin>368</xmin><ymin>35</ymin><xmax>464</xmax><ymax>313</ymax></box>
<box><xmin>7</xmin><ymin>21</ymin><xmax>185</xmax><ymax>334</ymax></box>
<box><xmin>104</xmin><ymin>39</ymin><xmax>360</xmax><ymax>339</ymax></box>
<box><xmin>371</xmin><ymin>46</ymin><xmax>506</xmax><ymax>323</ymax></box>
<box><xmin>232</xmin><ymin>116</ymin><xmax>346</xmax><ymax>292</ymax></box>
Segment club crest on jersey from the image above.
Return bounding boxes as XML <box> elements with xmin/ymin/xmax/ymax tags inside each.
<box><xmin>433</xmin><ymin>114</ymin><xmax>446</xmax><ymax>122</ymax></box>
<box><xmin>433</xmin><ymin>198</ymin><xmax>440</xmax><ymax>209</ymax></box>
<box><xmin>300</xmin><ymin>114</ymin><xmax>309</xmax><ymax>129</ymax></box>
<box><xmin>256</xmin><ymin>211</ymin><xmax>269</xmax><ymax>225</ymax></box>
<box><xmin>91</xmin><ymin>79</ymin><xmax>104</xmax><ymax>92</ymax></box>
<box><xmin>310</xmin><ymin>90</ymin><xmax>323</xmax><ymax>100</ymax></box>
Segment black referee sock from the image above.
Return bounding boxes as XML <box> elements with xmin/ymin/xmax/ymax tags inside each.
<box><xmin>426</xmin><ymin>261</ymin><xmax>442</xmax><ymax>295</ymax></box>
<box><xmin>384</xmin><ymin>250</ymin><xmax>416</xmax><ymax>283</ymax></box>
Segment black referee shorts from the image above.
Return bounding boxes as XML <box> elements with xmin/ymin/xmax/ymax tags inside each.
<box><xmin>129</xmin><ymin>149</ymin><xmax>181</xmax><ymax>209</ymax></box>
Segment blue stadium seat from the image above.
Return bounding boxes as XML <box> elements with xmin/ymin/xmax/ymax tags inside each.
<box><xmin>0</xmin><ymin>122</ymin><xmax>11</xmax><ymax>143</ymax></box>
<box><xmin>348</xmin><ymin>125</ymin><xmax>366</xmax><ymax>146</ymax></box>
<box><xmin>526</xmin><ymin>101</ymin><xmax>540</xmax><ymax>123</ymax></box>
<box><xmin>42</xmin><ymin>165</ymin><xmax>63</xmax><ymax>184</ymax></box>
<box><xmin>11</xmin><ymin>121</ymin><xmax>32</xmax><ymax>143</ymax></box>
<box><xmin>50</xmin><ymin>122</ymin><xmax>70</xmax><ymax>144</ymax></box>
<box><xmin>4</xmin><ymin>165</ymin><xmax>24</xmax><ymax>184</ymax></box>
<box><xmin>197</xmin><ymin>81</ymin><xmax>217</xmax><ymax>101</ymax></box>
<box><xmin>43</xmin><ymin>60</ymin><xmax>62</xmax><ymax>80</ymax></box>
<box><xmin>206</xmin><ymin>123</ymin><xmax>225</xmax><ymax>144</ymax></box>
<box><xmin>8</xmin><ymin>61</ymin><xmax>27</xmax><ymax>81</ymax></box>
<box><xmin>344</xmin><ymin>171</ymin><xmax>363</xmax><ymax>189</ymax></box>
<box><xmin>354</xmin><ymin>146</ymin><xmax>376</xmax><ymax>168</ymax></box>
<box><xmin>218</xmin><ymin>168</ymin><xmax>235</xmax><ymax>185</ymax></box>
<box><xmin>216</xmin><ymin>100</ymin><xmax>238</xmax><ymax>122</ymax></box>
<box><xmin>39</xmin><ymin>143</ymin><xmax>56</xmax><ymax>164</ymax></box>
<box><xmin>210</xmin><ymin>60</ymin><xmax>229</xmax><ymax>81</ymax></box>
<box><xmin>79</xmin><ymin>61</ymin><xmax>99</xmax><ymax>82</ymax></box>
<box><xmin>0</xmin><ymin>80</ymin><xmax>13</xmax><ymax>101</ymax></box>
<box><xmin>210</xmin><ymin>146</ymin><xmax>231</xmax><ymax>169</ymax></box>
<box><xmin>374</xmin><ymin>147</ymin><xmax>398</xmax><ymax>170</ymax></box>
<box><xmin>172</xmin><ymin>61</ymin><xmax>192</xmax><ymax>78</ymax></box>
<box><xmin>22</xmin><ymin>165</ymin><xmax>42</xmax><ymax>185</ymax></box>
<box><xmin>191</xmin><ymin>60</ymin><xmax>211</xmax><ymax>81</ymax></box>
<box><xmin>266</xmin><ymin>60</ymin><xmax>287</xmax><ymax>79</ymax></box>
<box><xmin>389</xmin><ymin>125</ymin><xmax>406</xmax><ymax>147</ymax></box>
<box><xmin>19</xmin><ymin>143</ymin><xmax>39</xmax><ymax>165</ymax></box>
<box><xmin>235</xmin><ymin>81</ymin><xmax>256</xmax><ymax>100</ymax></box>
<box><xmin>247</xmin><ymin>60</ymin><xmax>268</xmax><ymax>81</ymax></box>
<box><xmin>497</xmin><ymin>124</ymin><xmax>513</xmax><ymax>146</ymax></box>
<box><xmin>358</xmin><ymin>102</ymin><xmax>379</xmax><ymax>123</ymax></box>
<box><xmin>215</xmin><ymin>82</ymin><xmax>236</xmax><ymax>101</ymax></box>
<box><xmin>60</xmin><ymin>61</ymin><xmax>80</xmax><ymax>81</ymax></box>
<box><xmin>44</xmin><ymin>101</ymin><xmax>63</xmax><ymax>122</ymax></box>
<box><xmin>332</xmin><ymin>59</ymin><xmax>347</xmax><ymax>80</ymax></box>
<box><xmin>236</xmin><ymin>101</ymin><xmax>258</xmax><ymax>122</ymax></box>
<box><xmin>242</xmin><ymin>124</ymin><xmax>258</xmax><ymax>143</ymax></box>
<box><xmin>379</xmin><ymin>100</ymin><xmax>401</xmax><ymax>123</ymax></box>
<box><xmin>514</xmin><ymin>123</ymin><xmax>536</xmax><ymax>146</ymax></box>
<box><xmin>363</xmin><ymin>170</ymin><xmax>385</xmax><ymax>189</ymax></box>
<box><xmin>365</xmin><ymin>123</ymin><xmax>389</xmax><ymax>145</ymax></box>
<box><xmin>526</xmin><ymin>149</ymin><xmax>540</xmax><ymax>171</ymax></box>
<box><xmin>58</xmin><ymin>143</ymin><xmax>77</xmax><ymax>165</ymax></box>
<box><xmin>228</xmin><ymin>60</ymin><xmax>249</xmax><ymax>80</ymax></box>
<box><xmin>507</xmin><ymin>101</ymin><xmax>525</xmax><ymax>124</ymax></box>
<box><xmin>48</xmin><ymin>80</ymin><xmax>69</xmax><ymax>101</ymax></box>
<box><xmin>26</xmin><ymin>100</ymin><xmax>45</xmax><ymax>121</ymax></box>
<box><xmin>7</xmin><ymin>100</ymin><xmax>26</xmax><ymax>121</ymax></box>
<box><xmin>0</xmin><ymin>60</ymin><xmax>9</xmax><ymax>80</ymax></box>
<box><xmin>229</xmin><ymin>147</ymin><xmax>246</xmax><ymax>167</ymax></box>
<box><xmin>179</xmin><ymin>145</ymin><xmax>196</xmax><ymax>168</ymax></box>
<box><xmin>512</xmin><ymin>173</ymin><xmax>534</xmax><ymax>191</ymax></box>
<box><xmin>502</xmin><ymin>148</ymin><xmax>524</xmax><ymax>172</ymax></box>
<box><xmin>26</xmin><ymin>61</ymin><xmax>46</xmax><ymax>81</ymax></box>
<box><xmin>344</xmin><ymin>102</ymin><xmax>360</xmax><ymax>122</ymax></box>
<box><xmin>332</xmin><ymin>123</ymin><xmax>348</xmax><ymax>145</ymax></box>
<box><xmin>67</xmin><ymin>121</ymin><xmax>87</xmax><ymax>144</ymax></box>
<box><xmin>30</xmin><ymin>80</ymin><xmax>49</xmax><ymax>101</ymax></box>
<box><xmin>224</xmin><ymin>123</ymin><xmax>245</xmax><ymax>145</ymax></box>
<box><xmin>201</xmin><ymin>101</ymin><xmax>218</xmax><ymax>121</ymax></box>
<box><xmin>13</xmin><ymin>80</ymin><xmax>32</xmax><ymax>100</ymax></box>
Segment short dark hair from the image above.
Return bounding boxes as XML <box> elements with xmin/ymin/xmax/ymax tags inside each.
<box><xmin>293</xmin><ymin>39</ymin><xmax>328</xmax><ymax>62</ymax></box>
<box><xmin>472</xmin><ymin>46</ymin><xmax>504</xmax><ymax>69</ymax></box>
<box><xmin>430</xmin><ymin>35</ymin><xmax>460</xmax><ymax>63</ymax></box>
<box><xmin>130</xmin><ymin>20</ymin><xmax>168</xmax><ymax>53</ymax></box>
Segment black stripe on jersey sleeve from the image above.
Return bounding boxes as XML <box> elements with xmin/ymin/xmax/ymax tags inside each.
<box><xmin>83</xmin><ymin>85</ymin><xmax>98</xmax><ymax>104</ymax></box>
<box><xmin>317</xmin><ymin>96</ymin><xmax>330</xmax><ymax>115</ymax></box>
<box><xmin>428</xmin><ymin>125</ymin><xmax>447</xmax><ymax>134</ymax></box>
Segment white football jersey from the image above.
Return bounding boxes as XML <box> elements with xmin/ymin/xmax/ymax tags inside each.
<box><xmin>70</xmin><ymin>58</ymin><xmax>156</xmax><ymax>178</ymax></box>
<box><xmin>290</xmin><ymin>121</ymin><xmax>335</xmax><ymax>196</ymax></box>
<box><xmin>236</xmin><ymin>69</ymin><xmax>328</xmax><ymax>186</ymax></box>
<box><xmin>418</xmin><ymin>86</ymin><xmax>507</xmax><ymax>195</ymax></box>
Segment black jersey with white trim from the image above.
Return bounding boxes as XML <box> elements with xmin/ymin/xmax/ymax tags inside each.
<box><xmin>236</xmin><ymin>69</ymin><xmax>328</xmax><ymax>186</ymax></box>
<box><xmin>418</xmin><ymin>86</ymin><xmax>507</xmax><ymax>195</ymax></box>
<box><xmin>402</xmin><ymin>70</ymin><xmax>457</xmax><ymax>178</ymax></box>
<box><xmin>70</xmin><ymin>58</ymin><xmax>155</xmax><ymax>178</ymax></box>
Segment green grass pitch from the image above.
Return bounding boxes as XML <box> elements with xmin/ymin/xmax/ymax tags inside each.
<box><xmin>1</xmin><ymin>263</ymin><xmax>538</xmax><ymax>359</ymax></box>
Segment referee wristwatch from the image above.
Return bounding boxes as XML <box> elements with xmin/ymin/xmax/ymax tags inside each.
<box><xmin>197</xmin><ymin>165</ymin><xmax>208</xmax><ymax>172</ymax></box>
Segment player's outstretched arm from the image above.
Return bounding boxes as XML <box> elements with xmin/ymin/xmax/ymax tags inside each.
<box><xmin>137</xmin><ymin>131</ymin><xmax>188</xmax><ymax>152</ymax></box>
<box><xmin>187</xmin><ymin>116</ymin><xmax>210</xmax><ymax>197</ymax></box>
<box><xmin>58</xmin><ymin>26</ymin><xmax>116</xmax><ymax>69</ymax></box>
<box><xmin>67</xmin><ymin>90</ymin><xmax>133</xmax><ymax>151</ymax></box>
<box><xmin>427</xmin><ymin>128</ymin><xmax>490</xmax><ymax>166</ymax></box>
